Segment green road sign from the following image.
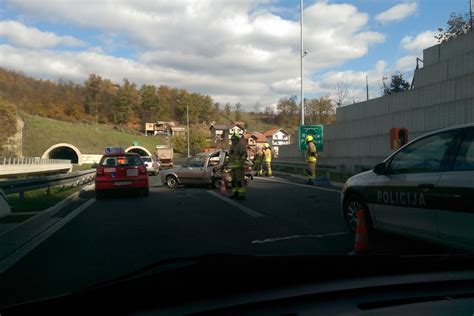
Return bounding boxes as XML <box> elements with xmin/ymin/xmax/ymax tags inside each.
<box><xmin>299</xmin><ymin>125</ymin><xmax>324</xmax><ymax>152</ymax></box>
<box><xmin>133</xmin><ymin>141</ymin><xmax>139</xmax><ymax>146</ymax></box>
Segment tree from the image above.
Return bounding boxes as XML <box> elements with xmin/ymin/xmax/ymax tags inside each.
<box><xmin>114</xmin><ymin>78</ymin><xmax>139</xmax><ymax>125</ymax></box>
<box><xmin>276</xmin><ymin>95</ymin><xmax>298</xmax><ymax>128</ymax></box>
<box><xmin>139</xmin><ymin>84</ymin><xmax>160</xmax><ymax>126</ymax></box>
<box><xmin>190</xmin><ymin>129</ymin><xmax>209</xmax><ymax>154</ymax></box>
<box><xmin>234</xmin><ymin>102</ymin><xmax>242</xmax><ymax>121</ymax></box>
<box><xmin>305</xmin><ymin>96</ymin><xmax>335</xmax><ymax>125</ymax></box>
<box><xmin>83</xmin><ymin>74</ymin><xmax>102</xmax><ymax>116</ymax></box>
<box><xmin>253</xmin><ymin>101</ymin><xmax>261</xmax><ymax>113</ymax></box>
<box><xmin>384</xmin><ymin>72</ymin><xmax>410</xmax><ymax>95</ymax></box>
<box><xmin>331</xmin><ymin>80</ymin><xmax>352</xmax><ymax>107</ymax></box>
<box><xmin>435</xmin><ymin>12</ymin><xmax>472</xmax><ymax>43</ymax></box>
<box><xmin>224</xmin><ymin>102</ymin><xmax>231</xmax><ymax>117</ymax></box>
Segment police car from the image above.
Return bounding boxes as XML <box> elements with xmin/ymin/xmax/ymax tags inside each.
<box><xmin>342</xmin><ymin>123</ymin><xmax>474</xmax><ymax>251</ymax></box>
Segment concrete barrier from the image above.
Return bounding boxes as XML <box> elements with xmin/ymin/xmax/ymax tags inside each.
<box><xmin>0</xmin><ymin>158</ymin><xmax>72</xmax><ymax>177</ymax></box>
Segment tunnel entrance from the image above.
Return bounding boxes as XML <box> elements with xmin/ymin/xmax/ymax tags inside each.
<box><xmin>125</xmin><ymin>146</ymin><xmax>152</xmax><ymax>157</ymax></box>
<box><xmin>42</xmin><ymin>143</ymin><xmax>82</xmax><ymax>164</ymax></box>
<box><xmin>48</xmin><ymin>146</ymin><xmax>79</xmax><ymax>163</ymax></box>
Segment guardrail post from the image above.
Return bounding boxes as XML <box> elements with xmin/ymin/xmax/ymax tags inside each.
<box><xmin>45</xmin><ymin>186</ymin><xmax>51</xmax><ymax>196</ymax></box>
<box><xmin>340</xmin><ymin>163</ymin><xmax>346</xmax><ymax>182</ymax></box>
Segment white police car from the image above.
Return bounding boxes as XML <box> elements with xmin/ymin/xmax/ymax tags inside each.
<box><xmin>342</xmin><ymin>123</ymin><xmax>474</xmax><ymax>251</ymax></box>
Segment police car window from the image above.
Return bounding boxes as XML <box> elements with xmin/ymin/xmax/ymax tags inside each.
<box><xmin>389</xmin><ymin>130</ymin><xmax>456</xmax><ymax>174</ymax></box>
<box><xmin>453</xmin><ymin>129</ymin><xmax>474</xmax><ymax>171</ymax></box>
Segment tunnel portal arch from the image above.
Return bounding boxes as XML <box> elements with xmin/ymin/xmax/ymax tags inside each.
<box><xmin>42</xmin><ymin>143</ymin><xmax>82</xmax><ymax>164</ymax></box>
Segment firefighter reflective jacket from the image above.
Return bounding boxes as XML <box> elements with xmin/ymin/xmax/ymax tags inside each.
<box><xmin>228</xmin><ymin>139</ymin><xmax>247</xmax><ymax>169</ymax></box>
<box><xmin>307</xmin><ymin>142</ymin><xmax>317</xmax><ymax>162</ymax></box>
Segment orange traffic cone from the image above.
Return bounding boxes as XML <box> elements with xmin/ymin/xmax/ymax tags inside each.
<box><xmin>354</xmin><ymin>209</ymin><xmax>369</xmax><ymax>254</ymax></box>
<box><xmin>219</xmin><ymin>179</ymin><xmax>227</xmax><ymax>196</ymax></box>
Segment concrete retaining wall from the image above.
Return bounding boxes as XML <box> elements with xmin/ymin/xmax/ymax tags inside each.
<box><xmin>278</xmin><ymin>32</ymin><xmax>474</xmax><ymax>172</ymax></box>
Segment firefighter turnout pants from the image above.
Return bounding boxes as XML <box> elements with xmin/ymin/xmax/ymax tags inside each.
<box><xmin>307</xmin><ymin>161</ymin><xmax>316</xmax><ymax>183</ymax></box>
<box><xmin>231</xmin><ymin>168</ymin><xmax>246</xmax><ymax>197</ymax></box>
<box><xmin>263</xmin><ymin>161</ymin><xmax>272</xmax><ymax>177</ymax></box>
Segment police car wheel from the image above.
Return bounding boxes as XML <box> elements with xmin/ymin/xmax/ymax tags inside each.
<box><xmin>343</xmin><ymin>195</ymin><xmax>372</xmax><ymax>233</ymax></box>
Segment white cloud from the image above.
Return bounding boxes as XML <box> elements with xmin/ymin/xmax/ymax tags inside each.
<box><xmin>400</xmin><ymin>30</ymin><xmax>438</xmax><ymax>54</ymax></box>
<box><xmin>318</xmin><ymin>60</ymin><xmax>388</xmax><ymax>103</ymax></box>
<box><xmin>0</xmin><ymin>20</ymin><xmax>85</xmax><ymax>49</ymax></box>
<box><xmin>2</xmin><ymin>0</ymin><xmax>385</xmax><ymax>109</ymax></box>
<box><xmin>375</xmin><ymin>2</ymin><xmax>417</xmax><ymax>24</ymax></box>
<box><xmin>395</xmin><ymin>55</ymin><xmax>418</xmax><ymax>72</ymax></box>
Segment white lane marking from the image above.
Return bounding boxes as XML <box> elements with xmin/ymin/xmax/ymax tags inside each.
<box><xmin>252</xmin><ymin>232</ymin><xmax>348</xmax><ymax>244</ymax></box>
<box><xmin>0</xmin><ymin>198</ymin><xmax>95</xmax><ymax>274</ymax></box>
<box><xmin>207</xmin><ymin>191</ymin><xmax>265</xmax><ymax>218</ymax></box>
<box><xmin>255</xmin><ymin>176</ymin><xmax>341</xmax><ymax>193</ymax></box>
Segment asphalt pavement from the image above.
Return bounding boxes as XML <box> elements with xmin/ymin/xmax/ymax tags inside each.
<box><xmin>0</xmin><ymin>173</ymin><xmax>458</xmax><ymax>307</ymax></box>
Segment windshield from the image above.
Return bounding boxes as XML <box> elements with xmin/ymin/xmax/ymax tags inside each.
<box><xmin>100</xmin><ymin>155</ymin><xmax>143</xmax><ymax>167</ymax></box>
<box><xmin>0</xmin><ymin>0</ymin><xmax>473</xmax><ymax>309</ymax></box>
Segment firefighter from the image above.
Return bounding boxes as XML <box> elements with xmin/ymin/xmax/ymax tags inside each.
<box><xmin>263</xmin><ymin>143</ymin><xmax>273</xmax><ymax>177</ymax></box>
<box><xmin>228</xmin><ymin>131</ymin><xmax>248</xmax><ymax>199</ymax></box>
<box><xmin>305</xmin><ymin>135</ymin><xmax>318</xmax><ymax>185</ymax></box>
<box><xmin>253</xmin><ymin>146</ymin><xmax>263</xmax><ymax>176</ymax></box>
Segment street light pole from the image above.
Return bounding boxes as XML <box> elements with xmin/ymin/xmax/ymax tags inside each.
<box><xmin>187</xmin><ymin>105</ymin><xmax>190</xmax><ymax>158</ymax></box>
<box><xmin>300</xmin><ymin>0</ymin><xmax>305</xmax><ymax>126</ymax></box>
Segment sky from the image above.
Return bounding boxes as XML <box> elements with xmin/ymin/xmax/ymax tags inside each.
<box><xmin>0</xmin><ymin>0</ymin><xmax>469</xmax><ymax>110</ymax></box>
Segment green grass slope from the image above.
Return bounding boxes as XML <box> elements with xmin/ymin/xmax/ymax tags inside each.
<box><xmin>22</xmin><ymin>115</ymin><xmax>166</xmax><ymax>156</ymax></box>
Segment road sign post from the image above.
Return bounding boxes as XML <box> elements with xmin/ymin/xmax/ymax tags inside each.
<box><xmin>299</xmin><ymin>125</ymin><xmax>324</xmax><ymax>152</ymax></box>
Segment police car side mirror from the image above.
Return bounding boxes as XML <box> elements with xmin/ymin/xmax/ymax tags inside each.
<box><xmin>373</xmin><ymin>162</ymin><xmax>387</xmax><ymax>175</ymax></box>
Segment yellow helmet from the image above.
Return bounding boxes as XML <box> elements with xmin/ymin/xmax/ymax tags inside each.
<box><xmin>231</xmin><ymin>131</ymin><xmax>241</xmax><ymax>140</ymax></box>
<box><xmin>305</xmin><ymin>135</ymin><xmax>314</xmax><ymax>143</ymax></box>
<box><xmin>264</xmin><ymin>143</ymin><xmax>270</xmax><ymax>148</ymax></box>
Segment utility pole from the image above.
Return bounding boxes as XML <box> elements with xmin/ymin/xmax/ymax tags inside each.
<box><xmin>470</xmin><ymin>0</ymin><xmax>473</xmax><ymax>30</ymax></box>
<box><xmin>187</xmin><ymin>105</ymin><xmax>190</xmax><ymax>158</ymax></box>
<box><xmin>300</xmin><ymin>0</ymin><xmax>305</xmax><ymax>126</ymax></box>
<box><xmin>366</xmin><ymin>75</ymin><xmax>369</xmax><ymax>101</ymax></box>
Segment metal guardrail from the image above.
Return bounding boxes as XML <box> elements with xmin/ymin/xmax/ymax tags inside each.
<box><xmin>0</xmin><ymin>169</ymin><xmax>96</xmax><ymax>197</ymax></box>
<box><xmin>0</xmin><ymin>157</ymin><xmax>69</xmax><ymax>165</ymax></box>
<box><xmin>272</xmin><ymin>160</ymin><xmax>374</xmax><ymax>182</ymax></box>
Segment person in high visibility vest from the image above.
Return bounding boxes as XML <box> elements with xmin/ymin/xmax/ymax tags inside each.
<box><xmin>227</xmin><ymin>131</ymin><xmax>248</xmax><ymax>199</ymax></box>
<box><xmin>305</xmin><ymin>135</ymin><xmax>318</xmax><ymax>185</ymax></box>
<box><xmin>263</xmin><ymin>143</ymin><xmax>273</xmax><ymax>177</ymax></box>
<box><xmin>253</xmin><ymin>146</ymin><xmax>263</xmax><ymax>176</ymax></box>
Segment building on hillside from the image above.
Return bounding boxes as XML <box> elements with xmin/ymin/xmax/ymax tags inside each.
<box><xmin>209</xmin><ymin>123</ymin><xmax>246</xmax><ymax>144</ymax></box>
<box><xmin>263</xmin><ymin>128</ymin><xmax>291</xmax><ymax>157</ymax></box>
<box><xmin>210</xmin><ymin>124</ymin><xmax>230</xmax><ymax>142</ymax></box>
<box><xmin>228</xmin><ymin>123</ymin><xmax>245</xmax><ymax>139</ymax></box>
<box><xmin>144</xmin><ymin>121</ymin><xmax>182</xmax><ymax>136</ymax></box>
<box><xmin>244</xmin><ymin>133</ymin><xmax>258</xmax><ymax>147</ymax></box>
<box><xmin>255</xmin><ymin>133</ymin><xmax>268</xmax><ymax>148</ymax></box>
<box><xmin>170</xmin><ymin>126</ymin><xmax>186</xmax><ymax>137</ymax></box>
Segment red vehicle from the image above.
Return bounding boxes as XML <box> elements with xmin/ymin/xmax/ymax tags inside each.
<box><xmin>95</xmin><ymin>152</ymin><xmax>149</xmax><ymax>199</ymax></box>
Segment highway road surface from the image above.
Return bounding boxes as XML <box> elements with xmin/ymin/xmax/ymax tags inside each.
<box><xmin>0</xmin><ymin>173</ymin><xmax>455</xmax><ymax>307</ymax></box>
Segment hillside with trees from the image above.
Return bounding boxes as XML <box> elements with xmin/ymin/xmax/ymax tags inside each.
<box><xmin>0</xmin><ymin>67</ymin><xmax>336</xmax><ymax>156</ymax></box>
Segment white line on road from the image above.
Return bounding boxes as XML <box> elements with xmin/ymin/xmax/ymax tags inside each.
<box><xmin>251</xmin><ymin>232</ymin><xmax>348</xmax><ymax>244</ymax></box>
<box><xmin>207</xmin><ymin>191</ymin><xmax>265</xmax><ymax>218</ymax></box>
<box><xmin>0</xmin><ymin>198</ymin><xmax>96</xmax><ymax>274</ymax></box>
<box><xmin>255</xmin><ymin>176</ymin><xmax>341</xmax><ymax>193</ymax></box>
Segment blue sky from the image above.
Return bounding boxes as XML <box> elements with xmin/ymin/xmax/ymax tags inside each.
<box><xmin>0</xmin><ymin>0</ymin><xmax>470</xmax><ymax>108</ymax></box>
